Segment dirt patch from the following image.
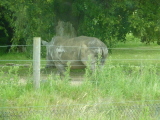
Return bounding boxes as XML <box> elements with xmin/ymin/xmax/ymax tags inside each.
<box><xmin>41</xmin><ymin>67</ymin><xmax>85</xmax><ymax>86</ymax></box>
<box><xmin>18</xmin><ymin>70</ymin><xmax>85</xmax><ymax>86</ymax></box>
<box><xmin>70</xmin><ymin>80</ymin><xmax>83</xmax><ymax>86</ymax></box>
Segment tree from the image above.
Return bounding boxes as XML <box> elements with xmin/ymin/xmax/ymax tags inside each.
<box><xmin>0</xmin><ymin>5</ymin><xmax>13</xmax><ymax>52</ymax></box>
<box><xmin>0</xmin><ymin>0</ymin><xmax>159</xmax><ymax>55</ymax></box>
<box><xmin>1</xmin><ymin>0</ymin><xmax>55</xmax><ymax>45</ymax></box>
<box><xmin>71</xmin><ymin>0</ymin><xmax>135</xmax><ymax>47</ymax></box>
<box><xmin>129</xmin><ymin>0</ymin><xmax>160</xmax><ymax>44</ymax></box>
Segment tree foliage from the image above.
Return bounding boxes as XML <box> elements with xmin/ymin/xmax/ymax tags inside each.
<box><xmin>70</xmin><ymin>0</ymin><xmax>136</xmax><ymax>47</ymax></box>
<box><xmin>71</xmin><ymin>0</ymin><xmax>160</xmax><ymax>45</ymax></box>
<box><xmin>129</xmin><ymin>0</ymin><xmax>160</xmax><ymax>44</ymax></box>
<box><xmin>0</xmin><ymin>0</ymin><xmax>160</xmax><ymax>53</ymax></box>
<box><xmin>1</xmin><ymin>0</ymin><xmax>55</xmax><ymax>46</ymax></box>
<box><xmin>0</xmin><ymin>5</ymin><xmax>13</xmax><ymax>52</ymax></box>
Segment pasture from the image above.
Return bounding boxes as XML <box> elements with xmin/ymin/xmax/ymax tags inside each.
<box><xmin>0</xmin><ymin>41</ymin><xmax>160</xmax><ymax>119</ymax></box>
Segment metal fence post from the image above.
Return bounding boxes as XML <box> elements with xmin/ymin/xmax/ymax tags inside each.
<box><xmin>33</xmin><ymin>37</ymin><xmax>41</xmax><ymax>89</ymax></box>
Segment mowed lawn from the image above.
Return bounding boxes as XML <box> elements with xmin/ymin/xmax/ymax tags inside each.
<box><xmin>109</xmin><ymin>41</ymin><xmax>160</xmax><ymax>66</ymax></box>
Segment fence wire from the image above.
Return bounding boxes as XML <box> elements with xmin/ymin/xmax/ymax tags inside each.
<box><xmin>1</xmin><ymin>44</ymin><xmax>160</xmax><ymax>49</ymax></box>
<box><xmin>0</xmin><ymin>102</ymin><xmax>160</xmax><ymax>120</ymax></box>
<box><xmin>0</xmin><ymin>44</ymin><xmax>160</xmax><ymax>62</ymax></box>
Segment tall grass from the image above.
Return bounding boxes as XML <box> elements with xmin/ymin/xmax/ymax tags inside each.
<box><xmin>94</xmin><ymin>63</ymin><xmax>160</xmax><ymax>100</ymax></box>
<box><xmin>0</xmin><ymin>62</ymin><xmax>160</xmax><ymax>119</ymax></box>
<box><xmin>0</xmin><ymin>39</ymin><xmax>160</xmax><ymax>119</ymax></box>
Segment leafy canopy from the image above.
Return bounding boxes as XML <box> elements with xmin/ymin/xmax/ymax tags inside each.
<box><xmin>0</xmin><ymin>0</ymin><xmax>159</xmax><ymax>50</ymax></box>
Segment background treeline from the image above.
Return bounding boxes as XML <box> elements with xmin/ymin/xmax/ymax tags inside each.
<box><xmin>0</xmin><ymin>0</ymin><xmax>160</xmax><ymax>53</ymax></box>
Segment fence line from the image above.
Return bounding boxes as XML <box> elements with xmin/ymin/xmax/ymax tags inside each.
<box><xmin>1</xmin><ymin>100</ymin><xmax>160</xmax><ymax>109</ymax></box>
<box><xmin>0</xmin><ymin>59</ymin><xmax>160</xmax><ymax>62</ymax></box>
<box><xmin>0</xmin><ymin>44</ymin><xmax>160</xmax><ymax>50</ymax></box>
<box><xmin>0</xmin><ymin>102</ymin><xmax>160</xmax><ymax>119</ymax></box>
<box><xmin>1</xmin><ymin>64</ymin><xmax>160</xmax><ymax>69</ymax></box>
<box><xmin>0</xmin><ymin>60</ymin><xmax>160</xmax><ymax>67</ymax></box>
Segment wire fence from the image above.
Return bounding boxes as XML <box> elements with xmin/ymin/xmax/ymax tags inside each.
<box><xmin>0</xmin><ymin>45</ymin><xmax>160</xmax><ymax>119</ymax></box>
<box><xmin>0</xmin><ymin>45</ymin><xmax>160</xmax><ymax>61</ymax></box>
<box><xmin>1</xmin><ymin>102</ymin><xmax>160</xmax><ymax>119</ymax></box>
<box><xmin>0</xmin><ymin>44</ymin><xmax>160</xmax><ymax>76</ymax></box>
<box><xmin>0</xmin><ymin>44</ymin><xmax>160</xmax><ymax>49</ymax></box>
<box><xmin>0</xmin><ymin>44</ymin><xmax>160</xmax><ymax>79</ymax></box>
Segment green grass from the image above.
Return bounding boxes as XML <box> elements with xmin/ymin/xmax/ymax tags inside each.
<box><xmin>0</xmin><ymin>52</ymin><xmax>32</xmax><ymax>66</ymax></box>
<box><xmin>0</xmin><ymin>63</ymin><xmax>160</xmax><ymax>119</ymax></box>
<box><xmin>110</xmin><ymin>41</ymin><xmax>160</xmax><ymax>65</ymax></box>
<box><xmin>0</xmin><ymin>41</ymin><xmax>160</xmax><ymax>119</ymax></box>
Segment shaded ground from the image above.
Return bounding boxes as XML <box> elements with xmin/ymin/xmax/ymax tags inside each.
<box><xmin>41</xmin><ymin>67</ymin><xmax>85</xmax><ymax>86</ymax></box>
<box><xmin>0</xmin><ymin>63</ymin><xmax>85</xmax><ymax>86</ymax></box>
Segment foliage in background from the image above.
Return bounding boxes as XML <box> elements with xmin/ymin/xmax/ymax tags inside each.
<box><xmin>0</xmin><ymin>0</ymin><xmax>160</xmax><ymax>54</ymax></box>
<box><xmin>72</xmin><ymin>0</ymin><xmax>133</xmax><ymax>47</ymax></box>
<box><xmin>72</xmin><ymin>0</ymin><xmax>160</xmax><ymax>45</ymax></box>
<box><xmin>0</xmin><ymin>0</ymin><xmax>55</xmax><ymax>46</ymax></box>
<box><xmin>129</xmin><ymin>0</ymin><xmax>160</xmax><ymax>44</ymax></box>
<box><xmin>0</xmin><ymin>5</ymin><xmax>13</xmax><ymax>53</ymax></box>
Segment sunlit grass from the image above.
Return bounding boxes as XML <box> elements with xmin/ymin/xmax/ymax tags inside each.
<box><xmin>0</xmin><ymin>53</ymin><xmax>31</xmax><ymax>66</ymax></box>
<box><xmin>110</xmin><ymin>41</ymin><xmax>160</xmax><ymax>65</ymax></box>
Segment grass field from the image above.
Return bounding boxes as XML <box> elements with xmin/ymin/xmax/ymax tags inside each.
<box><xmin>0</xmin><ymin>41</ymin><xmax>160</xmax><ymax>119</ymax></box>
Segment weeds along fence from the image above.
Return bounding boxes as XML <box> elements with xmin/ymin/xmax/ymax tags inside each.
<box><xmin>0</xmin><ymin>38</ymin><xmax>160</xmax><ymax>119</ymax></box>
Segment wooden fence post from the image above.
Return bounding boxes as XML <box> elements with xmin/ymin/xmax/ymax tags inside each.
<box><xmin>33</xmin><ymin>37</ymin><xmax>41</xmax><ymax>89</ymax></box>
